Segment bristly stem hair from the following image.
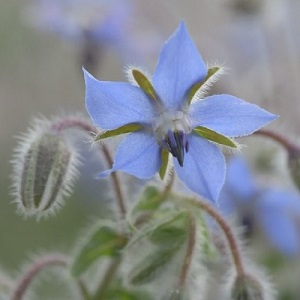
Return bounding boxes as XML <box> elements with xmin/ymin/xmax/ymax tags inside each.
<box><xmin>184</xmin><ymin>197</ymin><xmax>245</xmax><ymax>276</ymax></box>
<box><xmin>50</xmin><ymin>117</ymin><xmax>127</xmax><ymax>220</ymax></box>
<box><xmin>10</xmin><ymin>255</ymin><xmax>69</xmax><ymax>300</ymax></box>
<box><xmin>177</xmin><ymin>213</ymin><xmax>196</xmax><ymax>294</ymax></box>
<box><xmin>254</xmin><ymin>128</ymin><xmax>300</xmax><ymax>154</ymax></box>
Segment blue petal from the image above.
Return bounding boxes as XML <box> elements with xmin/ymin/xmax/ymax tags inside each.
<box><xmin>99</xmin><ymin>131</ymin><xmax>161</xmax><ymax>179</ymax></box>
<box><xmin>152</xmin><ymin>21</ymin><xmax>207</xmax><ymax>110</ymax></box>
<box><xmin>174</xmin><ymin>134</ymin><xmax>225</xmax><ymax>203</ymax></box>
<box><xmin>84</xmin><ymin>69</ymin><xmax>156</xmax><ymax>130</ymax></box>
<box><xmin>225</xmin><ymin>156</ymin><xmax>257</xmax><ymax>200</ymax></box>
<box><xmin>189</xmin><ymin>95</ymin><xmax>277</xmax><ymax>137</ymax></box>
<box><xmin>258</xmin><ymin>189</ymin><xmax>300</xmax><ymax>256</ymax></box>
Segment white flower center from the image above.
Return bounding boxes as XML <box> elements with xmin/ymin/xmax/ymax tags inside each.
<box><xmin>153</xmin><ymin>110</ymin><xmax>192</xmax><ymax>141</ymax></box>
<box><xmin>152</xmin><ymin>110</ymin><xmax>192</xmax><ymax>166</ymax></box>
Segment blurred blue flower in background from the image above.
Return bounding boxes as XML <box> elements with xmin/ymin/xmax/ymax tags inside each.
<box><xmin>84</xmin><ymin>21</ymin><xmax>276</xmax><ymax>204</ymax></box>
<box><xmin>220</xmin><ymin>156</ymin><xmax>300</xmax><ymax>256</ymax></box>
<box><xmin>30</xmin><ymin>0</ymin><xmax>131</xmax><ymax>42</ymax></box>
<box><xmin>26</xmin><ymin>0</ymin><xmax>160</xmax><ymax>68</ymax></box>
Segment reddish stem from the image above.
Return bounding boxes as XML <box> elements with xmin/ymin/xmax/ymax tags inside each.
<box><xmin>254</xmin><ymin>129</ymin><xmax>300</xmax><ymax>154</ymax></box>
<box><xmin>10</xmin><ymin>255</ymin><xmax>68</xmax><ymax>300</ymax></box>
<box><xmin>186</xmin><ymin>197</ymin><xmax>245</xmax><ymax>276</ymax></box>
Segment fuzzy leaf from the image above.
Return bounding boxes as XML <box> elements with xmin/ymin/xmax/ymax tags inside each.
<box><xmin>71</xmin><ymin>225</ymin><xmax>128</xmax><ymax>276</ymax></box>
<box><xmin>104</xmin><ymin>287</ymin><xmax>151</xmax><ymax>300</ymax></box>
<box><xmin>130</xmin><ymin>212</ymin><xmax>189</xmax><ymax>285</ymax></box>
<box><xmin>149</xmin><ymin>211</ymin><xmax>188</xmax><ymax>248</ymax></box>
<box><xmin>132</xmin><ymin>186</ymin><xmax>162</xmax><ymax>214</ymax></box>
<box><xmin>94</xmin><ymin>124</ymin><xmax>142</xmax><ymax>141</ymax></box>
<box><xmin>129</xmin><ymin>247</ymin><xmax>179</xmax><ymax>285</ymax></box>
<box><xmin>193</xmin><ymin>126</ymin><xmax>237</xmax><ymax>148</ymax></box>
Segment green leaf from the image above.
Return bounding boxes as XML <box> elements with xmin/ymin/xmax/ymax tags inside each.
<box><xmin>129</xmin><ymin>212</ymin><xmax>189</xmax><ymax>285</ymax></box>
<box><xmin>71</xmin><ymin>224</ymin><xmax>128</xmax><ymax>277</ymax></box>
<box><xmin>188</xmin><ymin>66</ymin><xmax>220</xmax><ymax>104</ymax></box>
<box><xmin>94</xmin><ymin>123</ymin><xmax>142</xmax><ymax>141</ymax></box>
<box><xmin>193</xmin><ymin>126</ymin><xmax>237</xmax><ymax>148</ymax></box>
<box><xmin>132</xmin><ymin>69</ymin><xmax>158</xmax><ymax>101</ymax></box>
<box><xmin>132</xmin><ymin>186</ymin><xmax>162</xmax><ymax>214</ymax></box>
<box><xmin>195</xmin><ymin>211</ymin><xmax>216</xmax><ymax>258</ymax></box>
<box><xmin>105</xmin><ymin>287</ymin><xmax>151</xmax><ymax>300</ymax></box>
<box><xmin>149</xmin><ymin>211</ymin><xmax>188</xmax><ymax>248</ymax></box>
<box><xmin>130</xmin><ymin>186</ymin><xmax>163</xmax><ymax>228</ymax></box>
<box><xmin>129</xmin><ymin>247</ymin><xmax>178</xmax><ymax>285</ymax></box>
<box><xmin>159</xmin><ymin>148</ymin><xmax>169</xmax><ymax>180</ymax></box>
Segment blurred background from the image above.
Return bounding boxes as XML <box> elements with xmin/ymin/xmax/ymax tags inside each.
<box><xmin>1</xmin><ymin>0</ymin><xmax>300</xmax><ymax>298</ymax></box>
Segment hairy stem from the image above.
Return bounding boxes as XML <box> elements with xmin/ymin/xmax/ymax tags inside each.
<box><xmin>161</xmin><ymin>167</ymin><xmax>175</xmax><ymax>200</ymax></box>
<box><xmin>91</xmin><ymin>259</ymin><xmax>121</xmax><ymax>300</ymax></box>
<box><xmin>50</xmin><ymin>117</ymin><xmax>127</xmax><ymax>219</ymax></box>
<box><xmin>175</xmin><ymin>213</ymin><xmax>196</xmax><ymax>297</ymax></box>
<box><xmin>185</xmin><ymin>197</ymin><xmax>245</xmax><ymax>276</ymax></box>
<box><xmin>254</xmin><ymin>129</ymin><xmax>300</xmax><ymax>153</ymax></box>
<box><xmin>101</xmin><ymin>144</ymin><xmax>127</xmax><ymax>219</ymax></box>
<box><xmin>10</xmin><ymin>255</ymin><xmax>68</xmax><ymax>300</ymax></box>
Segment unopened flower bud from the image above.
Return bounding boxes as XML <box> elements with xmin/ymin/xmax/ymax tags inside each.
<box><xmin>12</xmin><ymin>119</ymin><xmax>79</xmax><ymax>218</ymax></box>
<box><xmin>231</xmin><ymin>274</ymin><xmax>264</xmax><ymax>300</ymax></box>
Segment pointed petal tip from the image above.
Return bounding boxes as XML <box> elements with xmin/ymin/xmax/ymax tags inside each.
<box><xmin>256</xmin><ymin>110</ymin><xmax>279</xmax><ymax>131</ymax></box>
<box><xmin>178</xmin><ymin>20</ymin><xmax>187</xmax><ymax>30</ymax></box>
<box><xmin>83</xmin><ymin>67</ymin><xmax>96</xmax><ymax>83</ymax></box>
<box><xmin>175</xmin><ymin>20</ymin><xmax>189</xmax><ymax>40</ymax></box>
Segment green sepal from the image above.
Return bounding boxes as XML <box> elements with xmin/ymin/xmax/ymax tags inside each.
<box><xmin>159</xmin><ymin>148</ymin><xmax>169</xmax><ymax>180</ymax></box>
<box><xmin>188</xmin><ymin>66</ymin><xmax>220</xmax><ymax>104</ymax></box>
<box><xmin>132</xmin><ymin>69</ymin><xmax>158</xmax><ymax>101</ymax></box>
<box><xmin>193</xmin><ymin>126</ymin><xmax>237</xmax><ymax>148</ymax></box>
<box><xmin>71</xmin><ymin>224</ymin><xmax>128</xmax><ymax>277</ymax></box>
<box><xmin>94</xmin><ymin>123</ymin><xmax>142</xmax><ymax>141</ymax></box>
<box><xmin>149</xmin><ymin>211</ymin><xmax>188</xmax><ymax>248</ymax></box>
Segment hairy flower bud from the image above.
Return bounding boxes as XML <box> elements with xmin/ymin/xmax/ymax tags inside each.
<box><xmin>12</xmin><ymin>119</ymin><xmax>79</xmax><ymax>218</ymax></box>
<box><xmin>230</xmin><ymin>274</ymin><xmax>264</xmax><ymax>300</ymax></box>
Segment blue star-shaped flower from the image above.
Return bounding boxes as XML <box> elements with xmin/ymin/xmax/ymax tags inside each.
<box><xmin>84</xmin><ymin>21</ymin><xmax>277</xmax><ymax>203</ymax></box>
<box><xmin>220</xmin><ymin>156</ymin><xmax>300</xmax><ymax>256</ymax></box>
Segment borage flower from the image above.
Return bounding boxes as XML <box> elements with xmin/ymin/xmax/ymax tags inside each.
<box><xmin>84</xmin><ymin>21</ymin><xmax>277</xmax><ymax>203</ymax></box>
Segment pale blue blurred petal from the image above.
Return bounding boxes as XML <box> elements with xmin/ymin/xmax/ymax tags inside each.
<box><xmin>99</xmin><ymin>131</ymin><xmax>161</xmax><ymax>179</ymax></box>
<box><xmin>258</xmin><ymin>189</ymin><xmax>300</xmax><ymax>255</ymax></box>
<box><xmin>174</xmin><ymin>135</ymin><xmax>225</xmax><ymax>203</ymax></box>
<box><xmin>84</xmin><ymin>69</ymin><xmax>156</xmax><ymax>130</ymax></box>
<box><xmin>225</xmin><ymin>156</ymin><xmax>257</xmax><ymax>200</ymax></box>
<box><xmin>152</xmin><ymin>21</ymin><xmax>207</xmax><ymax>110</ymax></box>
<box><xmin>189</xmin><ymin>95</ymin><xmax>277</xmax><ymax>137</ymax></box>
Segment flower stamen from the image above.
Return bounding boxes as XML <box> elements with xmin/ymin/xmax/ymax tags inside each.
<box><xmin>163</xmin><ymin>130</ymin><xmax>188</xmax><ymax>167</ymax></box>
<box><xmin>153</xmin><ymin>111</ymin><xmax>191</xmax><ymax>167</ymax></box>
